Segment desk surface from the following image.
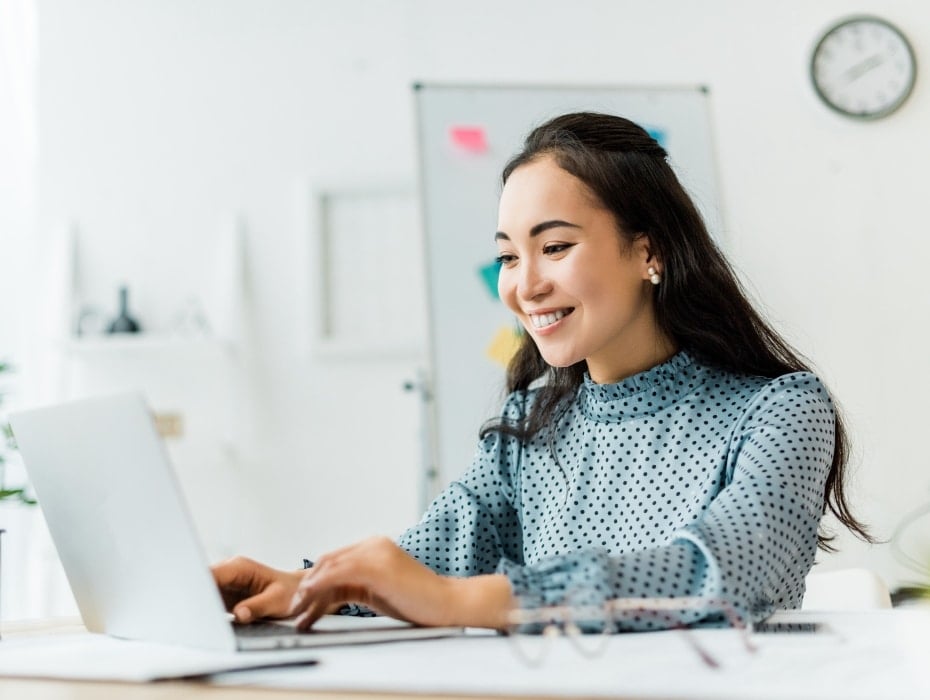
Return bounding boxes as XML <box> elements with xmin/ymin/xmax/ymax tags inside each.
<box><xmin>3</xmin><ymin>611</ymin><xmax>930</xmax><ymax>700</ymax></box>
<box><xmin>0</xmin><ymin>618</ymin><xmax>458</xmax><ymax>700</ymax></box>
<box><xmin>0</xmin><ymin>678</ymin><xmax>391</xmax><ymax>700</ymax></box>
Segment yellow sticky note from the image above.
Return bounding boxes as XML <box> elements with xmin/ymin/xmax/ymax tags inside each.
<box><xmin>486</xmin><ymin>325</ymin><xmax>522</xmax><ymax>368</ymax></box>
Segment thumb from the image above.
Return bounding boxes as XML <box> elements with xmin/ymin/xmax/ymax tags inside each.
<box><xmin>233</xmin><ymin>583</ymin><xmax>292</xmax><ymax>623</ymax></box>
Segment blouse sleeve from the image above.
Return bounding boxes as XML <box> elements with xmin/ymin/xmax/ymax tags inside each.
<box><xmin>498</xmin><ymin>373</ymin><xmax>835</xmax><ymax>628</ymax></box>
<box><xmin>397</xmin><ymin>392</ymin><xmax>527</xmax><ymax>576</ymax></box>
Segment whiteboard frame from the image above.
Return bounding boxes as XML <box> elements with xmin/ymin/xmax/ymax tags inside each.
<box><xmin>414</xmin><ymin>83</ymin><xmax>725</xmax><ymax>499</ymax></box>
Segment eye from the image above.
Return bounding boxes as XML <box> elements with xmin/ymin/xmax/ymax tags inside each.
<box><xmin>495</xmin><ymin>253</ymin><xmax>517</xmax><ymax>266</ymax></box>
<box><xmin>543</xmin><ymin>243</ymin><xmax>574</xmax><ymax>255</ymax></box>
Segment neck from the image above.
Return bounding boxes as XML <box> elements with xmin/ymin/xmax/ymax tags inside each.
<box><xmin>587</xmin><ymin>334</ymin><xmax>678</xmax><ymax>385</ymax></box>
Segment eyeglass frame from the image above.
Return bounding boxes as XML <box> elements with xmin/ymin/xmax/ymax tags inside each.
<box><xmin>504</xmin><ymin>595</ymin><xmax>757</xmax><ymax>669</ymax></box>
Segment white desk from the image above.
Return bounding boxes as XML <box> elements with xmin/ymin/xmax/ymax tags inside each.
<box><xmin>3</xmin><ymin>611</ymin><xmax>929</xmax><ymax>699</ymax></box>
<box><xmin>0</xmin><ymin>618</ymin><xmax>402</xmax><ymax>700</ymax></box>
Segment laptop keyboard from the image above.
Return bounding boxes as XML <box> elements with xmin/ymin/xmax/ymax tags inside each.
<box><xmin>233</xmin><ymin>621</ymin><xmax>305</xmax><ymax>638</ymax></box>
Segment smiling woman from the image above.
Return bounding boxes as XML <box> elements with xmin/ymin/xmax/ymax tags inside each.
<box><xmin>213</xmin><ymin>112</ymin><xmax>872</xmax><ymax>634</ymax></box>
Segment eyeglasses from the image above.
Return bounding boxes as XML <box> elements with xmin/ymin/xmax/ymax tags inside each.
<box><xmin>505</xmin><ymin>595</ymin><xmax>757</xmax><ymax>669</ymax></box>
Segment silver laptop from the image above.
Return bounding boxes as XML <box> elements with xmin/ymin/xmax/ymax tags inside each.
<box><xmin>10</xmin><ymin>392</ymin><xmax>462</xmax><ymax>652</ymax></box>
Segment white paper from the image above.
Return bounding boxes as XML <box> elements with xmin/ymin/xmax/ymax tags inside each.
<box><xmin>207</xmin><ymin>610</ymin><xmax>930</xmax><ymax>699</ymax></box>
<box><xmin>0</xmin><ymin>631</ymin><xmax>320</xmax><ymax>681</ymax></box>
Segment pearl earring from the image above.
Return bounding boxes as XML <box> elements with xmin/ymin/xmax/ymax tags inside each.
<box><xmin>648</xmin><ymin>266</ymin><xmax>662</xmax><ymax>285</ymax></box>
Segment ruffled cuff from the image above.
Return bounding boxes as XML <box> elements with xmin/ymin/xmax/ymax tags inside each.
<box><xmin>496</xmin><ymin>549</ymin><xmax>612</xmax><ymax>608</ymax></box>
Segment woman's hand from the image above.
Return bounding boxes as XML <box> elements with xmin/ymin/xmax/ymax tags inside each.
<box><xmin>211</xmin><ymin>555</ymin><xmax>305</xmax><ymax>623</ymax></box>
<box><xmin>290</xmin><ymin>536</ymin><xmax>515</xmax><ymax>631</ymax></box>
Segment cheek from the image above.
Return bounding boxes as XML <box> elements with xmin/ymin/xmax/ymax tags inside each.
<box><xmin>569</xmin><ymin>261</ymin><xmax>641</xmax><ymax>317</ymax></box>
<box><xmin>560</xmin><ymin>259</ymin><xmax>602</xmax><ymax>303</ymax></box>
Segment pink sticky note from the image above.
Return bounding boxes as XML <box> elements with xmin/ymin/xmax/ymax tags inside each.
<box><xmin>449</xmin><ymin>126</ymin><xmax>488</xmax><ymax>153</ymax></box>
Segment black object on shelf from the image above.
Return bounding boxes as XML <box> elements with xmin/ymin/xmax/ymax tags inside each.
<box><xmin>107</xmin><ymin>286</ymin><xmax>142</xmax><ymax>334</ymax></box>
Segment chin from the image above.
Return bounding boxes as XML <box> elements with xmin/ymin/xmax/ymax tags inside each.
<box><xmin>537</xmin><ymin>351</ymin><xmax>583</xmax><ymax>369</ymax></box>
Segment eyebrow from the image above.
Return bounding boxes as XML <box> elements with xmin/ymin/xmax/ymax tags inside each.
<box><xmin>494</xmin><ymin>219</ymin><xmax>582</xmax><ymax>241</ymax></box>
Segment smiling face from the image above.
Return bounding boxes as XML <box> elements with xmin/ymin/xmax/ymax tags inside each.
<box><xmin>495</xmin><ymin>155</ymin><xmax>675</xmax><ymax>384</ymax></box>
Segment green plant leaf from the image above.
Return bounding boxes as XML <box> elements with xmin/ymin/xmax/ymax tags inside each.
<box><xmin>0</xmin><ymin>487</ymin><xmax>37</xmax><ymax>505</ymax></box>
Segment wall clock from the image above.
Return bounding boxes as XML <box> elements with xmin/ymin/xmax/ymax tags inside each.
<box><xmin>810</xmin><ymin>15</ymin><xmax>917</xmax><ymax>120</ymax></box>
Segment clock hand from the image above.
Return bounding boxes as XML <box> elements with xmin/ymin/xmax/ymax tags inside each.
<box><xmin>844</xmin><ymin>54</ymin><xmax>884</xmax><ymax>83</ymax></box>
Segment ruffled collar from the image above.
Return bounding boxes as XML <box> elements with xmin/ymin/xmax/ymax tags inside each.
<box><xmin>579</xmin><ymin>351</ymin><xmax>705</xmax><ymax>421</ymax></box>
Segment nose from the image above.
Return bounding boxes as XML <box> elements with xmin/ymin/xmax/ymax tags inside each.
<box><xmin>515</xmin><ymin>259</ymin><xmax>552</xmax><ymax>302</ymax></box>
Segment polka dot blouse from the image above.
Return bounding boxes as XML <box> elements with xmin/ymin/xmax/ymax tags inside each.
<box><xmin>397</xmin><ymin>351</ymin><xmax>834</xmax><ymax>626</ymax></box>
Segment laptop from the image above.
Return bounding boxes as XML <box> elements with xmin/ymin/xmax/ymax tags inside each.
<box><xmin>9</xmin><ymin>392</ymin><xmax>463</xmax><ymax>652</ymax></box>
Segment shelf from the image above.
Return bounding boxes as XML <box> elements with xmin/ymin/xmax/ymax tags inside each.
<box><xmin>60</xmin><ymin>334</ymin><xmax>235</xmax><ymax>355</ymax></box>
<box><xmin>49</xmin><ymin>215</ymin><xmax>246</xmax><ymax>359</ymax></box>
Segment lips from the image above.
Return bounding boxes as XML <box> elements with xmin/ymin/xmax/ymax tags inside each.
<box><xmin>529</xmin><ymin>308</ymin><xmax>574</xmax><ymax>329</ymax></box>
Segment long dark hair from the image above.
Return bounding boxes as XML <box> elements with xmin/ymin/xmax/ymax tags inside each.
<box><xmin>483</xmin><ymin>111</ymin><xmax>869</xmax><ymax>551</ymax></box>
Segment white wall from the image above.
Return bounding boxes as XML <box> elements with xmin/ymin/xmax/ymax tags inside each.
<box><xmin>18</xmin><ymin>0</ymin><xmax>930</xmax><ymax>597</ymax></box>
<box><xmin>0</xmin><ymin>0</ymin><xmax>35</xmax><ymax>363</ymax></box>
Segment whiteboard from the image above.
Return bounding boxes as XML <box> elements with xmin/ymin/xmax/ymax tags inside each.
<box><xmin>414</xmin><ymin>84</ymin><xmax>723</xmax><ymax>498</ymax></box>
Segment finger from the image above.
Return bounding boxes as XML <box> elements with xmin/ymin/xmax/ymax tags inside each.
<box><xmin>234</xmin><ymin>579</ymin><xmax>300</xmax><ymax>622</ymax></box>
<box><xmin>295</xmin><ymin>559</ymin><xmax>343</xmax><ymax>601</ymax></box>
<box><xmin>295</xmin><ymin>597</ymin><xmax>333</xmax><ymax>631</ymax></box>
<box><xmin>212</xmin><ymin>558</ymin><xmax>260</xmax><ymax>612</ymax></box>
<box><xmin>300</xmin><ymin>543</ymin><xmax>382</xmax><ymax>593</ymax></box>
<box><xmin>293</xmin><ymin>563</ymin><xmax>355</xmax><ymax>629</ymax></box>
<box><xmin>294</xmin><ymin>576</ymin><xmax>362</xmax><ymax>630</ymax></box>
<box><xmin>309</xmin><ymin>535</ymin><xmax>391</xmax><ymax>572</ymax></box>
<box><xmin>289</xmin><ymin>571</ymin><xmax>315</xmax><ymax>618</ymax></box>
<box><xmin>289</xmin><ymin>559</ymin><xmax>335</xmax><ymax>616</ymax></box>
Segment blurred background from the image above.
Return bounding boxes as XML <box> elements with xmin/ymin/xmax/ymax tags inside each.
<box><xmin>1</xmin><ymin>0</ymin><xmax>929</xmax><ymax>620</ymax></box>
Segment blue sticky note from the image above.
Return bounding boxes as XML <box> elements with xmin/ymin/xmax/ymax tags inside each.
<box><xmin>478</xmin><ymin>260</ymin><xmax>501</xmax><ymax>300</ymax></box>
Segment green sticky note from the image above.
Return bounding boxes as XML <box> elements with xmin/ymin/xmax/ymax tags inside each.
<box><xmin>478</xmin><ymin>260</ymin><xmax>501</xmax><ymax>300</ymax></box>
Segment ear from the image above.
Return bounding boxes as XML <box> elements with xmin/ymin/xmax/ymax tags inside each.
<box><xmin>633</xmin><ymin>234</ymin><xmax>661</xmax><ymax>278</ymax></box>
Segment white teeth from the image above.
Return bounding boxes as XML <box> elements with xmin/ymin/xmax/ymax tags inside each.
<box><xmin>530</xmin><ymin>309</ymin><xmax>568</xmax><ymax>329</ymax></box>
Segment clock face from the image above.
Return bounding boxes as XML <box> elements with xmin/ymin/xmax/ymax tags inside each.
<box><xmin>811</xmin><ymin>16</ymin><xmax>917</xmax><ymax>120</ymax></box>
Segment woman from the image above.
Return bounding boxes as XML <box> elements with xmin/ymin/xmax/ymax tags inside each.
<box><xmin>213</xmin><ymin>112</ymin><xmax>869</xmax><ymax>631</ymax></box>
